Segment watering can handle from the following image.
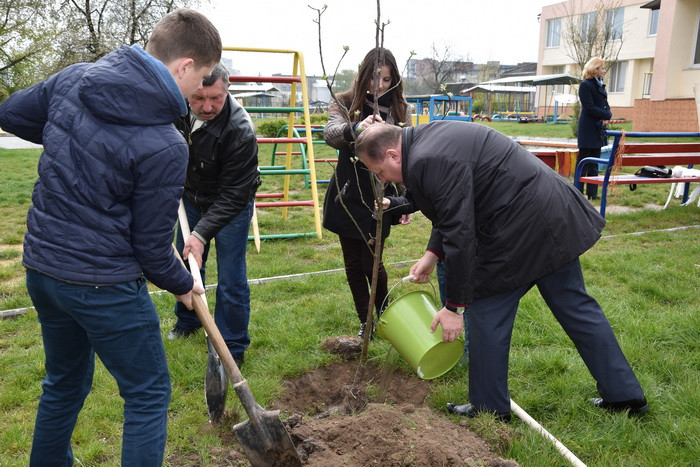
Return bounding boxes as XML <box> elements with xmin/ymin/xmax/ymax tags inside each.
<box><xmin>380</xmin><ymin>275</ymin><xmax>438</xmax><ymax>314</ymax></box>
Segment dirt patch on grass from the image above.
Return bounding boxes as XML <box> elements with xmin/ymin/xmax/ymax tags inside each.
<box><xmin>287</xmin><ymin>402</ymin><xmax>515</xmax><ymax>466</ymax></box>
<box><xmin>604</xmin><ymin>203</ymin><xmax>664</xmax><ymax>215</ymax></box>
<box><xmin>276</xmin><ymin>360</ymin><xmax>516</xmax><ymax>466</ymax></box>
<box><xmin>271</xmin><ymin>359</ymin><xmax>432</xmax><ymax>415</ymax></box>
<box><xmin>168</xmin><ymin>355</ymin><xmax>517</xmax><ymax>466</ymax></box>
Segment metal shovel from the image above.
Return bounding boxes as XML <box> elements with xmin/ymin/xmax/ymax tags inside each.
<box><xmin>177</xmin><ymin>201</ymin><xmax>228</xmax><ymax>423</ymax></box>
<box><xmin>176</xmin><ymin>202</ymin><xmax>301</xmax><ymax>466</ymax></box>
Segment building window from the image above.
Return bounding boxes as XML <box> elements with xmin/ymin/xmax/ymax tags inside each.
<box><xmin>608</xmin><ymin>61</ymin><xmax>627</xmax><ymax>92</ymax></box>
<box><xmin>546</xmin><ymin>18</ymin><xmax>561</xmax><ymax>47</ymax></box>
<box><xmin>551</xmin><ymin>65</ymin><xmax>565</xmax><ymax>94</ymax></box>
<box><xmin>642</xmin><ymin>72</ymin><xmax>653</xmax><ymax>98</ymax></box>
<box><xmin>695</xmin><ymin>17</ymin><xmax>700</xmax><ymax>65</ymax></box>
<box><xmin>581</xmin><ymin>12</ymin><xmax>597</xmax><ymax>42</ymax></box>
<box><xmin>649</xmin><ymin>9</ymin><xmax>659</xmax><ymax>36</ymax></box>
<box><xmin>605</xmin><ymin>7</ymin><xmax>624</xmax><ymax>40</ymax></box>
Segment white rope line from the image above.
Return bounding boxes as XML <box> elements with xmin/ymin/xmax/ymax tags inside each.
<box><xmin>511</xmin><ymin>399</ymin><xmax>587</xmax><ymax>467</ymax></box>
<box><xmin>2</xmin><ymin>224</ymin><xmax>698</xmax><ymax>318</ymax></box>
<box><xmin>600</xmin><ymin>224</ymin><xmax>699</xmax><ymax>239</ymax></box>
<box><xmin>0</xmin><ymin>260</ymin><xmax>418</xmax><ymax>317</ymax></box>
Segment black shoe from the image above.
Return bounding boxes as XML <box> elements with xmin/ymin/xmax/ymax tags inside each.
<box><xmin>445</xmin><ymin>403</ymin><xmax>511</xmax><ymax>423</ymax></box>
<box><xmin>233</xmin><ymin>354</ymin><xmax>244</xmax><ymax>369</ymax></box>
<box><xmin>167</xmin><ymin>324</ymin><xmax>199</xmax><ymax>340</ymax></box>
<box><xmin>590</xmin><ymin>396</ymin><xmax>649</xmax><ymax>415</ymax></box>
<box><xmin>358</xmin><ymin>323</ymin><xmax>367</xmax><ymax>338</ymax></box>
<box><xmin>357</xmin><ymin>322</ymin><xmax>375</xmax><ymax>339</ymax></box>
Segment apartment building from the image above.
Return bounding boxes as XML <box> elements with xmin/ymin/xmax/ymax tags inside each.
<box><xmin>538</xmin><ymin>0</ymin><xmax>700</xmax><ymax>131</ymax></box>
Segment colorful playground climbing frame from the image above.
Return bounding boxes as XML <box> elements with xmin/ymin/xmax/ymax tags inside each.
<box><xmin>223</xmin><ymin>47</ymin><xmax>322</xmax><ymax>241</ymax></box>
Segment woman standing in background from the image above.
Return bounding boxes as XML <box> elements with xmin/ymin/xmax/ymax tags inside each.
<box><xmin>577</xmin><ymin>57</ymin><xmax>612</xmax><ymax>200</ymax></box>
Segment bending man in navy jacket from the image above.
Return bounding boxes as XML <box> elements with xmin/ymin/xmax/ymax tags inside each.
<box><xmin>168</xmin><ymin>64</ymin><xmax>260</xmax><ymax>368</ymax></box>
<box><xmin>0</xmin><ymin>9</ymin><xmax>219</xmax><ymax>465</ymax></box>
<box><xmin>356</xmin><ymin>121</ymin><xmax>648</xmax><ymax>422</ymax></box>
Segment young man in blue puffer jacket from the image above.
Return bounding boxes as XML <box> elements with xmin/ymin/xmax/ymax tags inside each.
<box><xmin>0</xmin><ymin>9</ymin><xmax>221</xmax><ymax>466</ymax></box>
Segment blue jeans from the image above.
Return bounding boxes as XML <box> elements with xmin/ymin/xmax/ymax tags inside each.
<box><xmin>26</xmin><ymin>269</ymin><xmax>170</xmax><ymax>466</ymax></box>
<box><xmin>174</xmin><ymin>198</ymin><xmax>253</xmax><ymax>360</ymax></box>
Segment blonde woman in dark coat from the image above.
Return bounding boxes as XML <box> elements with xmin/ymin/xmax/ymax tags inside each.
<box><xmin>577</xmin><ymin>57</ymin><xmax>612</xmax><ymax>200</ymax></box>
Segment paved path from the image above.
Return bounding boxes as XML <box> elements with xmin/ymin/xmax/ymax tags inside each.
<box><xmin>0</xmin><ymin>135</ymin><xmax>42</xmax><ymax>149</ymax></box>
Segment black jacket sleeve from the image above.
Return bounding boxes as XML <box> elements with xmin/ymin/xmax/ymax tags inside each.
<box><xmin>192</xmin><ymin>133</ymin><xmax>260</xmax><ymax>242</ymax></box>
<box><xmin>415</xmin><ymin>156</ymin><xmax>476</xmax><ymax>306</ymax></box>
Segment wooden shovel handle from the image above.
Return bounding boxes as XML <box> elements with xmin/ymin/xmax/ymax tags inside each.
<box><xmin>172</xmin><ymin>246</ymin><xmax>260</xmax><ymax>415</ymax></box>
<box><xmin>175</xmin><ymin>202</ymin><xmax>260</xmax><ymax>413</ymax></box>
<box><xmin>251</xmin><ymin>205</ymin><xmax>261</xmax><ymax>253</ymax></box>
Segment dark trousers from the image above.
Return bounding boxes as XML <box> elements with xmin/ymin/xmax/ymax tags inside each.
<box><xmin>173</xmin><ymin>198</ymin><xmax>253</xmax><ymax>360</ymax></box>
<box><xmin>577</xmin><ymin>147</ymin><xmax>600</xmax><ymax>198</ymax></box>
<box><xmin>437</xmin><ymin>260</ymin><xmax>469</xmax><ymax>352</ymax></box>
<box><xmin>468</xmin><ymin>258</ymin><xmax>644</xmax><ymax>415</ymax></box>
<box><xmin>338</xmin><ymin>235</ymin><xmax>388</xmax><ymax>323</ymax></box>
<box><xmin>26</xmin><ymin>269</ymin><xmax>170</xmax><ymax>466</ymax></box>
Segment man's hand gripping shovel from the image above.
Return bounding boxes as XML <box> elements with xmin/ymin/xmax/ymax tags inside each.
<box><xmin>175</xmin><ymin>200</ymin><xmax>301</xmax><ymax>466</ymax></box>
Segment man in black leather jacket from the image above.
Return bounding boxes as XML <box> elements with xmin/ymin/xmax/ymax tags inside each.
<box><xmin>169</xmin><ymin>63</ymin><xmax>261</xmax><ymax>367</ymax></box>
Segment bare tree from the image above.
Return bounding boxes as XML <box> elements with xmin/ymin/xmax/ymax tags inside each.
<box><xmin>554</xmin><ymin>0</ymin><xmax>627</xmax><ymax>137</ymax></box>
<box><xmin>0</xmin><ymin>0</ymin><xmax>56</xmax><ymax>98</ymax></box>
<box><xmin>477</xmin><ymin>61</ymin><xmax>500</xmax><ymax>84</ymax></box>
<box><xmin>1</xmin><ymin>0</ymin><xmax>210</xmax><ymax>97</ymax></box>
<box><xmin>558</xmin><ymin>0</ymin><xmax>626</xmax><ymax>74</ymax></box>
<box><xmin>52</xmin><ymin>0</ymin><xmax>207</xmax><ymax>67</ymax></box>
<box><xmin>414</xmin><ymin>43</ymin><xmax>467</xmax><ymax>94</ymax></box>
<box><xmin>311</xmin><ymin>2</ymin><xmax>405</xmax><ymax>363</ymax></box>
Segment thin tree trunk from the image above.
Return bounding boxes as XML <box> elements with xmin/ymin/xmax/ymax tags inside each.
<box><xmin>360</xmin><ymin>185</ymin><xmax>384</xmax><ymax>361</ymax></box>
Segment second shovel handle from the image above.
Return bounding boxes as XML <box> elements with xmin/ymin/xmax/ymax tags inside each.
<box><xmin>177</xmin><ymin>201</ymin><xmax>206</xmax><ymax>294</ymax></box>
<box><xmin>175</xmin><ymin>200</ymin><xmax>260</xmax><ymax>413</ymax></box>
<box><xmin>171</xmin><ymin>246</ymin><xmax>248</xmax><ymax>389</ymax></box>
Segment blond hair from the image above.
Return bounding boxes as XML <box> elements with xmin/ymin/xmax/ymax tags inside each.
<box><xmin>582</xmin><ymin>57</ymin><xmax>606</xmax><ymax>80</ymax></box>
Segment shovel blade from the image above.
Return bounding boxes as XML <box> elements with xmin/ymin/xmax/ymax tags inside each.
<box><xmin>205</xmin><ymin>338</ymin><xmax>227</xmax><ymax>423</ymax></box>
<box><xmin>234</xmin><ymin>409</ymin><xmax>301</xmax><ymax>467</ymax></box>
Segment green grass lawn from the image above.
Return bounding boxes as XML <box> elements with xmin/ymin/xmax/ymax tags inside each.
<box><xmin>1</xmin><ymin>123</ymin><xmax>699</xmax><ymax>465</ymax></box>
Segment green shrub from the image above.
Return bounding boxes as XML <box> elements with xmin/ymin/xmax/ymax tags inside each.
<box><xmin>256</xmin><ymin>118</ymin><xmax>288</xmax><ymax>138</ymax></box>
<box><xmin>256</xmin><ymin>115</ymin><xmax>329</xmax><ymax>138</ymax></box>
<box><xmin>308</xmin><ymin>114</ymin><xmax>328</xmax><ymax>125</ymax></box>
<box><xmin>472</xmin><ymin>101</ymin><xmax>483</xmax><ymax>114</ymax></box>
<box><xmin>569</xmin><ymin>101</ymin><xmax>580</xmax><ymax>138</ymax></box>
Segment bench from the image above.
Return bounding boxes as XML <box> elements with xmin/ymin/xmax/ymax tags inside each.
<box><xmin>574</xmin><ymin>131</ymin><xmax>700</xmax><ymax>217</ymax></box>
<box><xmin>531</xmin><ymin>151</ymin><xmax>579</xmax><ymax>177</ymax></box>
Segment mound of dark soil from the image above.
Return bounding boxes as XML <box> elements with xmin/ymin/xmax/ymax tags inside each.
<box><xmin>168</xmin><ymin>342</ymin><xmax>518</xmax><ymax>466</ymax></box>
<box><xmin>286</xmin><ymin>402</ymin><xmax>515</xmax><ymax>465</ymax></box>
<box><xmin>274</xmin><ymin>357</ymin><xmax>516</xmax><ymax>466</ymax></box>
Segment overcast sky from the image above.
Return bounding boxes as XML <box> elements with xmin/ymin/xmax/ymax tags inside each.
<box><xmin>201</xmin><ymin>0</ymin><xmax>559</xmax><ymax>77</ymax></box>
